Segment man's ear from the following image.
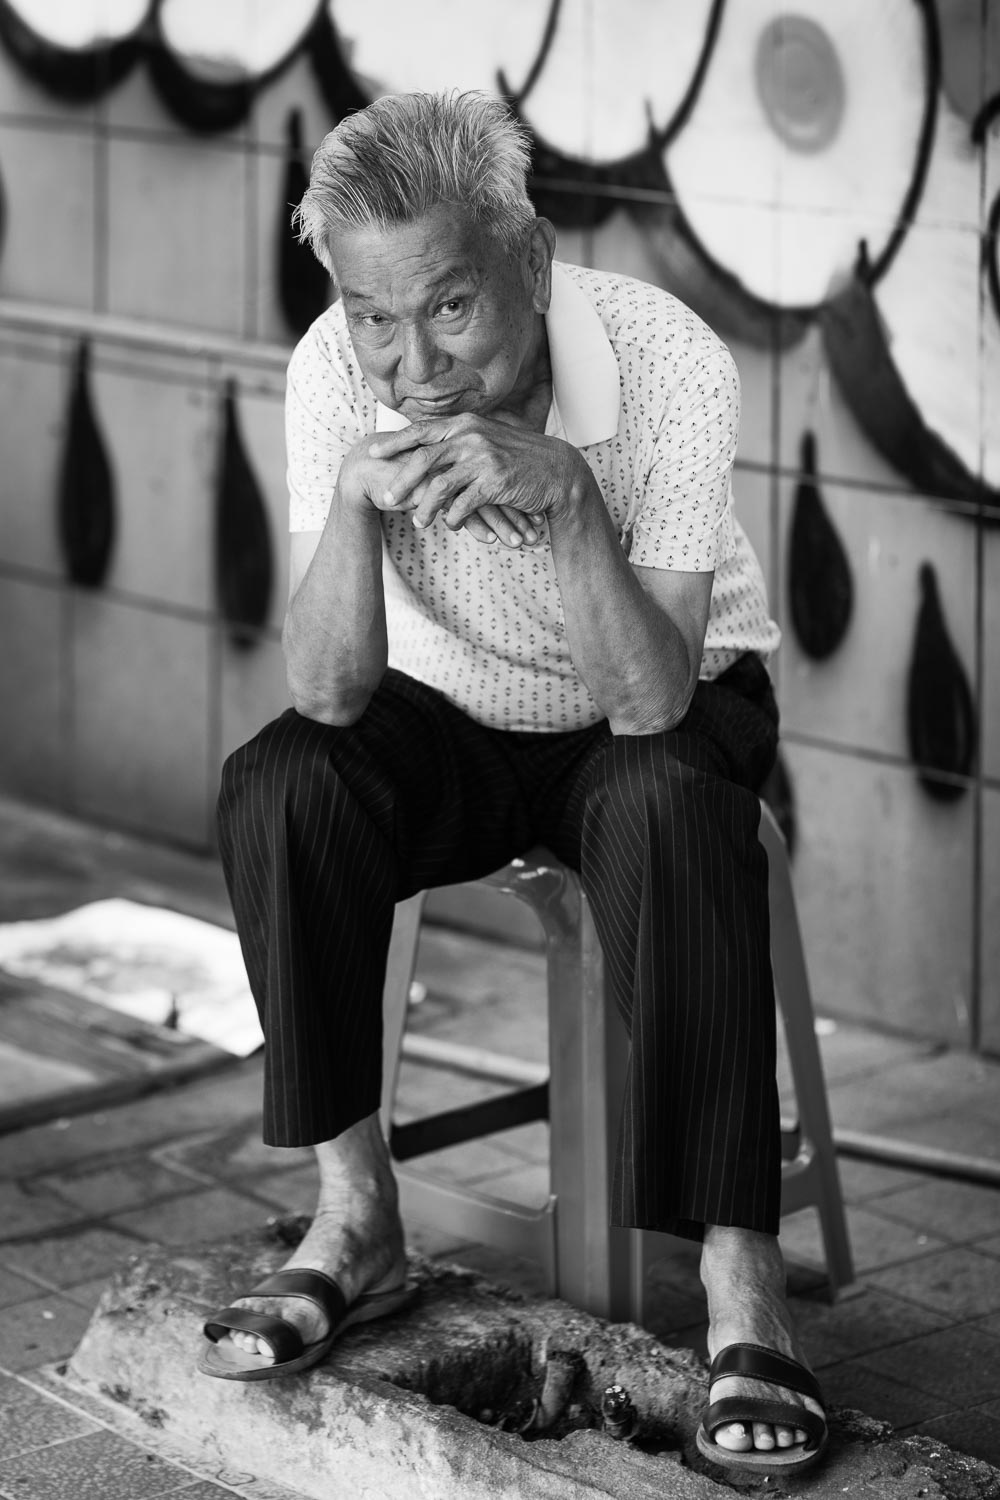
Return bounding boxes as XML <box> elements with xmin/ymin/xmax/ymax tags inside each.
<box><xmin>527</xmin><ymin>218</ymin><xmax>557</xmax><ymax>313</ymax></box>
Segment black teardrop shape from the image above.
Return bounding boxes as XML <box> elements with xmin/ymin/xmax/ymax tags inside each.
<box><xmin>279</xmin><ymin>108</ymin><xmax>329</xmax><ymax>337</ymax></box>
<box><xmin>906</xmin><ymin>561</ymin><xmax>976</xmax><ymax>800</ymax></box>
<box><xmin>58</xmin><ymin>340</ymin><xmax>115</xmax><ymax>588</ymax></box>
<box><xmin>788</xmin><ymin>431</ymin><xmax>853</xmax><ymax>660</ymax></box>
<box><xmin>215</xmin><ymin>381</ymin><xmax>273</xmax><ymax>648</ymax></box>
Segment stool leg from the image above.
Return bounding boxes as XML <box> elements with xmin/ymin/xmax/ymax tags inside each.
<box><xmin>380</xmin><ymin>892</ymin><xmax>427</xmax><ymax>1137</ymax></box>
<box><xmin>761</xmin><ymin>806</ymin><xmax>855</xmax><ymax>1296</ymax></box>
<box><xmin>546</xmin><ymin>880</ymin><xmax>634</xmax><ymax>1322</ymax></box>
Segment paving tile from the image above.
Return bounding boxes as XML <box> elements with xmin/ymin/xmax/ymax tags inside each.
<box><xmin>0</xmin><ymin>1070</ymin><xmax>263</xmax><ymax>1179</ymax></box>
<box><xmin>658</xmin><ymin>1320</ymin><xmax>710</xmax><ymax>1361</ymax></box>
<box><xmin>61</xmin><ymin>1277</ymin><xmax>111</xmax><ymax>1313</ymax></box>
<box><xmin>865</xmin><ymin>1247</ymin><xmax>1000</xmax><ymax>1319</ymax></box>
<box><xmin>972</xmin><ymin>1235</ymin><xmax>1000</xmax><ymax>1259</ymax></box>
<box><xmin>1</xmin><ymin>1227</ymin><xmax>140</xmax><ymax>1289</ymax></box>
<box><xmin>815</xmin><ymin>1024</ymin><xmax>936</xmax><ymax>1085</ymax></box>
<box><xmin>111</xmin><ymin>1188</ymin><xmax>276</xmax><ymax>1247</ymax></box>
<box><xmin>902</xmin><ymin>1405</ymin><xmax>1000</xmax><ymax>1468</ymax></box>
<box><xmin>0</xmin><ymin>1183</ymin><xmax>78</xmax><ymax>1241</ymax></box>
<box><xmin>0</xmin><ymin>1294</ymin><xmax>93</xmax><ymax>1372</ymax></box>
<box><xmin>0</xmin><ymin>1266</ymin><xmax>45</xmax><ymax>1309</ymax></box>
<box><xmin>466</xmin><ymin>1162</ymin><xmax>551</xmax><ymax>1209</ymax></box>
<box><xmin>37</xmin><ymin>1160</ymin><xmax>197</xmax><ymax>1217</ymax></box>
<box><xmin>788</xmin><ymin>1205</ymin><xmax>946</xmax><ymax>1276</ymax></box>
<box><xmin>247</xmin><ymin>1165</ymin><xmax>320</xmax><ymax>1213</ymax></box>
<box><xmin>877</xmin><ymin>1113</ymin><xmax>1000</xmax><ymax>1162</ymax></box>
<box><xmin>835</xmin><ymin>1157</ymin><xmax>929</xmax><ymax>1203</ymax></box>
<box><xmin>788</xmin><ymin>1286</ymin><xmax>950</xmax><ymax>1365</ymax></box>
<box><xmin>171</xmin><ymin>1486</ymin><xmax>253</xmax><ymax>1498</ymax></box>
<box><xmin>835</xmin><ymin>1053</ymin><xmax>1000</xmax><ymax>1124</ymax></box>
<box><xmin>827</xmin><ymin>1077</ymin><xmax>924</xmax><ymax>1133</ymax></box>
<box><xmin>972</xmin><ymin>1312</ymin><xmax>1000</xmax><ymax>1340</ymax></box>
<box><xmin>492</xmin><ymin>1121</ymin><xmax>550</xmax><ymax>1164</ymax></box>
<box><xmin>819</xmin><ymin>1359</ymin><xmax>946</xmax><ymax>1428</ymax></box>
<box><xmin>860</xmin><ymin>1323</ymin><xmax>1000</xmax><ymax>1407</ymax></box>
<box><xmin>392</xmin><ymin>1136</ymin><xmax>530</xmax><ymax>1190</ymax></box>
<box><xmin>151</xmin><ymin>1124</ymin><xmax>312</xmax><ymax>1184</ymax></box>
<box><xmin>874</xmin><ymin>1178</ymin><xmax>1000</xmax><ymax>1244</ymax></box>
<box><xmin>644</xmin><ymin>1242</ymin><xmax>705</xmax><ymax>1304</ymax></box>
<box><xmin>0</xmin><ymin>1426</ymin><xmax>192</xmax><ymax>1499</ymax></box>
<box><xmin>640</xmin><ymin>1281</ymin><xmax>708</xmax><ymax>1345</ymax></box>
<box><xmin>401</xmin><ymin>1218</ymin><xmax>472</xmax><ymax>1260</ymax></box>
<box><xmin>391</xmin><ymin>1061</ymin><xmax>511</xmax><ymax>1121</ymax></box>
<box><xmin>0</xmin><ymin>1374</ymin><xmax>99</xmax><ymax>1460</ymax></box>
<box><xmin>442</xmin><ymin>1243</ymin><xmax>551</xmax><ymax>1299</ymax></box>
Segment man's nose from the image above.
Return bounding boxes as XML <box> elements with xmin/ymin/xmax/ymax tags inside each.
<box><xmin>399</xmin><ymin>323</ymin><xmax>447</xmax><ymax>386</ymax></box>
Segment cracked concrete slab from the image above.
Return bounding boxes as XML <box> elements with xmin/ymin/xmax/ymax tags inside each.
<box><xmin>63</xmin><ymin>1229</ymin><xmax>1000</xmax><ymax>1500</ymax></box>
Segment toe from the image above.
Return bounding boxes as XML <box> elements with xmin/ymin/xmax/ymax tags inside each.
<box><xmin>775</xmin><ymin>1426</ymin><xmax>798</xmax><ymax>1448</ymax></box>
<box><xmin>714</xmin><ymin>1422</ymin><xmax>753</xmax><ymax>1452</ymax></box>
<box><xmin>752</xmin><ymin>1422</ymin><xmax>776</xmax><ymax>1450</ymax></box>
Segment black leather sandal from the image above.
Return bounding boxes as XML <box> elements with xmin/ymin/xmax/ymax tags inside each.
<box><xmin>695</xmin><ymin>1342</ymin><xmax>828</xmax><ymax>1473</ymax></box>
<box><xmin>198</xmin><ymin>1266</ymin><xmax>417</xmax><ymax>1381</ymax></box>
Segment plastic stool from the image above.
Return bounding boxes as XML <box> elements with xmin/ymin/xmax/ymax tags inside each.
<box><xmin>380</xmin><ymin>801</ymin><xmax>854</xmax><ymax>1323</ymax></box>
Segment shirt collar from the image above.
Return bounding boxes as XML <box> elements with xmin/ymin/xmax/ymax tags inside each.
<box><xmin>375</xmin><ymin>262</ymin><xmax>620</xmax><ymax>445</ymax></box>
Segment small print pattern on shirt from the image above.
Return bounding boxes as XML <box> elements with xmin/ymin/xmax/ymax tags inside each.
<box><xmin>286</xmin><ymin>262</ymin><xmax>781</xmax><ymax>732</ymax></box>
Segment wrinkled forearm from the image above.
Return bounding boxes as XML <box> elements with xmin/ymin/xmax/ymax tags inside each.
<box><xmin>282</xmin><ymin>489</ymin><xmax>388</xmax><ymax>725</ymax></box>
<box><xmin>548</xmin><ymin>471</ymin><xmax>699</xmax><ymax>735</ymax></box>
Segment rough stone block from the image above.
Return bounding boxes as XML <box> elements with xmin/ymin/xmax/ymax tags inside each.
<box><xmin>64</xmin><ymin>1230</ymin><xmax>1000</xmax><ymax>1499</ymax></box>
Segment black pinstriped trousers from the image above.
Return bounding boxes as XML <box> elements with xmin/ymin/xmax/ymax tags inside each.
<box><xmin>217</xmin><ymin>654</ymin><xmax>781</xmax><ymax>1241</ymax></box>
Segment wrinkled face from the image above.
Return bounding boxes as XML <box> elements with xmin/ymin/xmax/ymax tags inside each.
<box><xmin>329</xmin><ymin>203</ymin><xmax>553</xmax><ymax>422</ymax></box>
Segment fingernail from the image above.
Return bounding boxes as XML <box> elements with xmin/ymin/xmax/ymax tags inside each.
<box><xmin>524</xmin><ymin>529</ymin><xmax>537</xmax><ymax>544</ymax></box>
<box><xmin>383</xmin><ymin>490</ymin><xmax>394</xmax><ymax>506</ymax></box>
<box><xmin>509</xmin><ymin>533</ymin><xmax>521</xmax><ymax>546</ymax></box>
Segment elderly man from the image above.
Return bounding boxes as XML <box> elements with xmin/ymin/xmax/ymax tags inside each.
<box><xmin>198</xmin><ymin>91</ymin><xmax>827</xmax><ymax>1474</ymax></box>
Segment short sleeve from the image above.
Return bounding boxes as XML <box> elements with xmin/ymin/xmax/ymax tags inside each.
<box><xmin>286</xmin><ymin>305</ymin><xmax>371</xmax><ymax>534</ymax></box>
<box><xmin>627</xmin><ymin>333</ymin><xmax>740</xmax><ymax>573</ymax></box>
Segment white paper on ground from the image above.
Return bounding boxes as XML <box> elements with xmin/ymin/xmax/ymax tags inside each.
<box><xmin>0</xmin><ymin>899</ymin><xmax>263</xmax><ymax>1057</ymax></box>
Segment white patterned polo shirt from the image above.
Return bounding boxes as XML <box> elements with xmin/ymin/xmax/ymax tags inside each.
<box><xmin>286</xmin><ymin>261</ymin><xmax>780</xmax><ymax>732</ymax></box>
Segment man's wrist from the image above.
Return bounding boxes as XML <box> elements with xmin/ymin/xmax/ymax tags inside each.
<box><xmin>547</xmin><ymin>448</ymin><xmax>602</xmax><ymax>531</ymax></box>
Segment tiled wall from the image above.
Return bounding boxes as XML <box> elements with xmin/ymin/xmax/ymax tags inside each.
<box><xmin>0</xmin><ymin>15</ymin><xmax>996</xmax><ymax>1053</ymax></box>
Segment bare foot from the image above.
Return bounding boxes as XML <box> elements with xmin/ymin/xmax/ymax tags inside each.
<box><xmin>222</xmin><ymin>1113</ymin><xmax>407</xmax><ymax>1365</ymax></box>
<box><xmin>699</xmin><ymin>1226</ymin><xmax>824</xmax><ymax>1457</ymax></box>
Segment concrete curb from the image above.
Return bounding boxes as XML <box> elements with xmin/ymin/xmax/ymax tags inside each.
<box><xmin>64</xmin><ymin>1231</ymin><xmax>999</xmax><ymax>1499</ymax></box>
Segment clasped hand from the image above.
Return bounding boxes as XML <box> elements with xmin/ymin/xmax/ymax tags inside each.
<box><xmin>343</xmin><ymin>413</ymin><xmax>582</xmax><ymax>549</ymax></box>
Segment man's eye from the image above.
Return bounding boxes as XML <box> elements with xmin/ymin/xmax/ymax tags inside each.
<box><xmin>436</xmin><ymin>299</ymin><xmax>465</xmax><ymax>318</ymax></box>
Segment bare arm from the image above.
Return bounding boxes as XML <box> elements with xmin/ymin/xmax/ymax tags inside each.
<box><xmin>547</xmin><ymin>460</ymin><xmax>712</xmax><ymax>734</ymax></box>
<box><xmin>282</xmin><ymin>501</ymin><xmax>387</xmax><ymax>726</ymax></box>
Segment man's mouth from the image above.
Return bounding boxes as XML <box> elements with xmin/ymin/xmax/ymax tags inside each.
<box><xmin>404</xmin><ymin>391</ymin><xmax>465</xmax><ymax>411</ymax></box>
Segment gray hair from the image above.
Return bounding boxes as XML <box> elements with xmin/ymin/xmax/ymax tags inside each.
<box><xmin>295</xmin><ymin>90</ymin><xmax>537</xmax><ymax>273</ymax></box>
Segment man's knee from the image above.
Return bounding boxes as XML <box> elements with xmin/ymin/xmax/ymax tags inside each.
<box><xmin>217</xmin><ymin>709</ymin><xmax>329</xmax><ymax>835</ymax></box>
<box><xmin>585</xmin><ymin>731</ymin><xmax>758</xmax><ymax>864</ymax></box>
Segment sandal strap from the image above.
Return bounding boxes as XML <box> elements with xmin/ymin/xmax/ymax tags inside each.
<box><xmin>708</xmin><ymin>1342</ymin><xmax>823</xmax><ymax>1405</ymax></box>
<box><xmin>704</xmin><ymin>1396</ymin><xmax>827</xmax><ymax>1452</ymax></box>
<box><xmin>202</xmin><ymin>1305</ymin><xmax>304</xmax><ymax>1362</ymax></box>
<box><xmin>247</xmin><ymin>1268</ymin><xmax>347</xmax><ymax>1326</ymax></box>
<box><xmin>202</xmin><ymin>1269</ymin><xmax>347</xmax><ymax>1359</ymax></box>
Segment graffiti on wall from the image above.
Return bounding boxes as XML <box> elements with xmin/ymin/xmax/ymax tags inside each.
<box><xmin>0</xmin><ymin>0</ymin><xmax>993</xmax><ymax>799</ymax></box>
